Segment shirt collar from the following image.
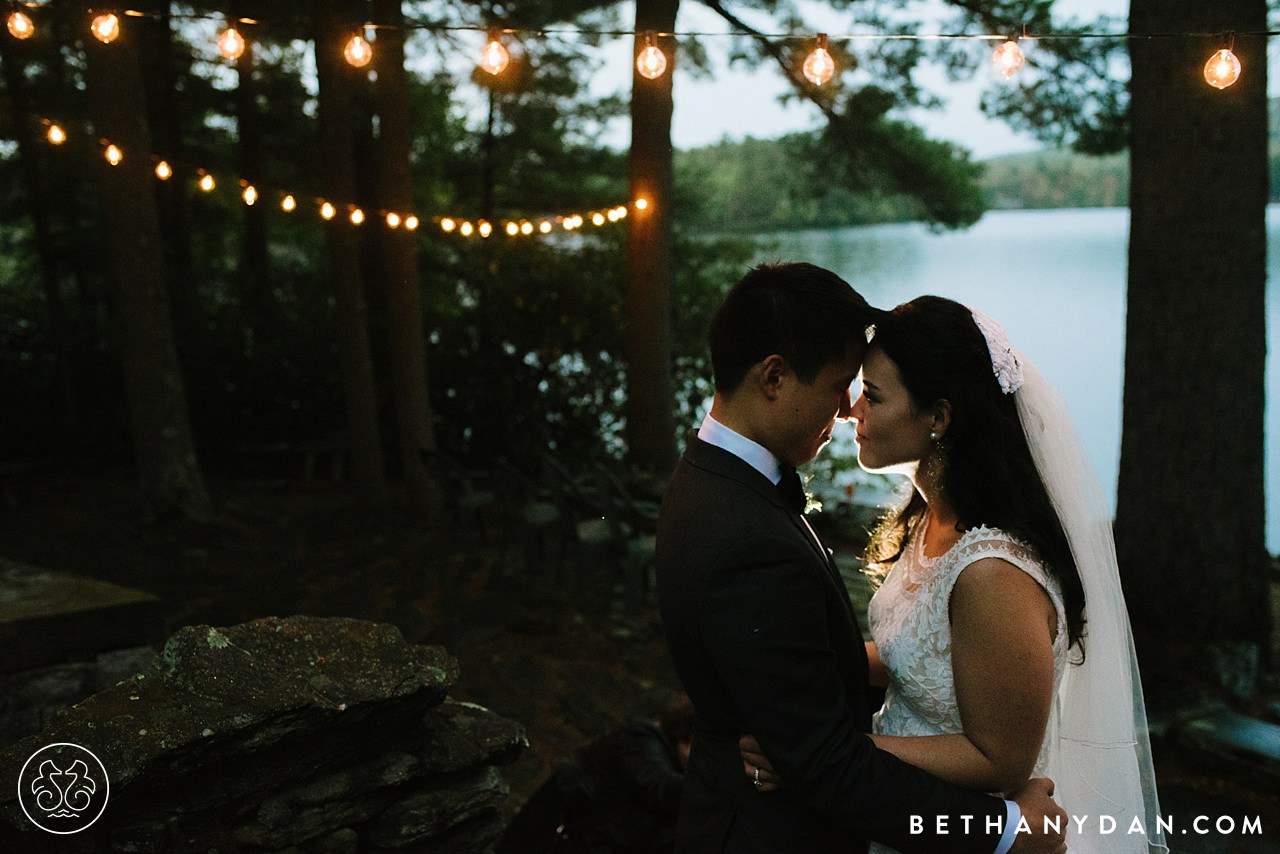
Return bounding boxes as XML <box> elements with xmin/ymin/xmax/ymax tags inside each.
<box><xmin>697</xmin><ymin>413</ymin><xmax>785</xmax><ymax>485</ymax></box>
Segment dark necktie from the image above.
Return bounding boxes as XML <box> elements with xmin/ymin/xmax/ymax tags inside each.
<box><xmin>776</xmin><ymin>467</ymin><xmax>807</xmax><ymax>514</ymax></box>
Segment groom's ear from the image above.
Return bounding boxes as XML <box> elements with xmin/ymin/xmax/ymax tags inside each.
<box><xmin>756</xmin><ymin>354</ymin><xmax>787</xmax><ymax>400</ymax></box>
<box><xmin>931</xmin><ymin>399</ymin><xmax>953</xmax><ymax>437</ymax></box>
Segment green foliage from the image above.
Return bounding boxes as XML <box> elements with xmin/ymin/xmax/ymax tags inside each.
<box><xmin>980</xmin><ymin>149</ymin><xmax>1129</xmax><ymax>209</ymax></box>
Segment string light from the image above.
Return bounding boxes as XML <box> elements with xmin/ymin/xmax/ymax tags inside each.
<box><xmin>320</xmin><ymin>201</ymin><xmax>336</xmax><ymax>220</ymax></box>
<box><xmin>349</xmin><ymin>207</ymin><xmax>365</xmax><ymax>225</ymax></box>
<box><xmin>242</xmin><ymin>185</ymin><xmax>258</xmax><ymax>205</ymax></box>
<box><xmin>404</xmin><ymin>215</ymin><xmax>419</xmax><ymax>230</ymax></box>
<box><xmin>539</xmin><ymin>221</ymin><xmax>552</xmax><ymax>234</ymax></box>
<box><xmin>1204</xmin><ymin>45</ymin><xmax>1241</xmax><ymax>90</ymax></box>
<box><xmin>802</xmin><ymin>34</ymin><xmax>835</xmax><ymax>86</ymax></box>
<box><xmin>634</xmin><ymin>197</ymin><xmax>649</xmax><ymax>211</ymax></box>
<box><xmin>47</xmin><ymin>124</ymin><xmax>66</xmax><ymax>145</ymax></box>
<box><xmin>7</xmin><ymin>10</ymin><xmax>34</xmax><ymax>40</ymax></box>
<box><xmin>991</xmin><ymin>39</ymin><xmax>1025</xmax><ymax>79</ymax></box>
<box><xmin>478</xmin><ymin>220</ymin><xmax>493</xmax><ymax>237</ymax></box>
<box><xmin>505</xmin><ymin>222</ymin><xmax>519</xmax><ymax>236</ymax></box>
<box><xmin>218</xmin><ymin>25</ymin><xmax>245</xmax><ymax>60</ymax></box>
<box><xmin>479</xmin><ymin>29</ymin><xmax>509</xmax><ymax>75</ymax></box>
<box><xmin>521</xmin><ymin>221</ymin><xmax>534</xmax><ymax>235</ymax></box>
<box><xmin>344</xmin><ymin>32</ymin><xmax>373</xmax><ymax>68</ymax></box>
<box><xmin>155</xmin><ymin>160</ymin><xmax>172</xmax><ymax>179</ymax></box>
<box><xmin>636</xmin><ymin>32</ymin><xmax>667</xmax><ymax>80</ymax></box>
<box><xmin>591</xmin><ymin>212</ymin><xmax>605</xmax><ymax>226</ymax></box>
<box><xmin>386</xmin><ymin>212</ymin><xmax>401</xmax><ymax>228</ymax></box>
<box><xmin>199</xmin><ymin>172</ymin><xmax>215</xmax><ymax>192</ymax></box>
<box><xmin>104</xmin><ymin>144</ymin><xmax>122</xmax><ymax>166</ymax></box>
<box><xmin>90</xmin><ymin>13</ymin><xmax>120</xmax><ymax>44</ymax></box>
<box><xmin>440</xmin><ymin>217</ymin><xmax>456</xmax><ymax>233</ymax></box>
<box><xmin>281</xmin><ymin>194</ymin><xmax>297</xmax><ymax>212</ymax></box>
<box><xmin>459</xmin><ymin>221</ymin><xmax>474</xmax><ymax>236</ymax></box>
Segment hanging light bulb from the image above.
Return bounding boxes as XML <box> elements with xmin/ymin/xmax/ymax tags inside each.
<box><xmin>320</xmin><ymin>201</ymin><xmax>336</xmax><ymax>220</ymax></box>
<box><xmin>154</xmin><ymin>160</ymin><xmax>172</xmax><ymax>180</ymax></box>
<box><xmin>479</xmin><ymin>29</ymin><xmax>509</xmax><ymax>75</ymax></box>
<box><xmin>520</xmin><ymin>221</ymin><xmax>534</xmax><ymax>235</ymax></box>
<box><xmin>104</xmin><ymin>144</ymin><xmax>123</xmax><ymax>166</ymax></box>
<box><xmin>386</xmin><ymin>212</ymin><xmax>401</xmax><ymax>228</ymax></box>
<box><xmin>539</xmin><ymin>221</ymin><xmax>552</xmax><ymax>234</ymax></box>
<box><xmin>991</xmin><ymin>39</ymin><xmax>1025</xmax><ymax>79</ymax></box>
<box><xmin>1204</xmin><ymin>47</ymin><xmax>1241</xmax><ymax>90</ymax></box>
<box><xmin>404</xmin><ymin>215</ymin><xmax>419</xmax><ymax>230</ymax></box>
<box><xmin>90</xmin><ymin>13</ymin><xmax>120</xmax><ymax>44</ymax></box>
<box><xmin>281</xmin><ymin>194</ymin><xmax>297</xmax><ymax>212</ymax></box>
<box><xmin>242</xmin><ymin>185</ymin><xmax>258</xmax><ymax>206</ymax></box>
<box><xmin>344</xmin><ymin>32</ymin><xmax>372</xmax><ymax>68</ymax></box>
<box><xmin>440</xmin><ymin>217</ymin><xmax>456</xmax><ymax>233</ymax></box>
<box><xmin>636</xmin><ymin>32</ymin><xmax>667</xmax><ymax>80</ymax></box>
<box><xmin>802</xmin><ymin>34</ymin><xmax>836</xmax><ymax>86</ymax></box>
<box><xmin>505</xmin><ymin>222</ymin><xmax>519</xmax><ymax>237</ymax></box>
<box><xmin>479</xmin><ymin>221</ymin><xmax>493</xmax><ymax>238</ymax></box>
<box><xmin>8</xmin><ymin>10</ymin><xmax>35</xmax><ymax>40</ymax></box>
<box><xmin>218</xmin><ymin>25</ymin><xmax>245</xmax><ymax>60</ymax></box>
<box><xmin>47</xmin><ymin>124</ymin><xmax>66</xmax><ymax>145</ymax></box>
<box><xmin>634</xmin><ymin>197</ymin><xmax>649</xmax><ymax>212</ymax></box>
<box><xmin>349</xmin><ymin>207</ymin><xmax>365</xmax><ymax>225</ymax></box>
<box><xmin>459</xmin><ymin>221</ymin><xmax>474</xmax><ymax>237</ymax></box>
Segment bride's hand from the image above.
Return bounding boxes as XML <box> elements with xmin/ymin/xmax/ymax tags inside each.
<box><xmin>740</xmin><ymin>734</ymin><xmax>781</xmax><ymax>792</ymax></box>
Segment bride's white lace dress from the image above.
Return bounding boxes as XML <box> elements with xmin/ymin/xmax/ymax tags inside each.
<box><xmin>866</xmin><ymin>521</ymin><xmax>1067</xmax><ymax>854</ymax></box>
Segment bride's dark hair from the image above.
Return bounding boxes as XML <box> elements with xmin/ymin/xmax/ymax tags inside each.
<box><xmin>863</xmin><ymin>296</ymin><xmax>1086</xmax><ymax>653</ymax></box>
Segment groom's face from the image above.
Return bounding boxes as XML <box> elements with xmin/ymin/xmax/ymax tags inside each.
<box><xmin>771</xmin><ymin>343</ymin><xmax>863</xmax><ymax>468</ymax></box>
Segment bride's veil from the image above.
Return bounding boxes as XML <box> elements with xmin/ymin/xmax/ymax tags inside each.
<box><xmin>1015</xmin><ymin>356</ymin><xmax>1167</xmax><ymax>853</ymax></box>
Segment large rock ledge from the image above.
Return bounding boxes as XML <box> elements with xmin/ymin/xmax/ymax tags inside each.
<box><xmin>0</xmin><ymin>616</ymin><xmax>526</xmax><ymax>852</ymax></box>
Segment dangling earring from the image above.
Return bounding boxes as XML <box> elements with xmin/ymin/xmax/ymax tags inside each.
<box><xmin>929</xmin><ymin>431</ymin><xmax>938</xmax><ymax>441</ymax></box>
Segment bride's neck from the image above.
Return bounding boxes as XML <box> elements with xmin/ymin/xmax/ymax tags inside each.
<box><xmin>912</xmin><ymin>467</ymin><xmax>959</xmax><ymax>531</ymax></box>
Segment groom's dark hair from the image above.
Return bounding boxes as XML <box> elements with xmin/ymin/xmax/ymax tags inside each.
<box><xmin>709</xmin><ymin>262</ymin><xmax>882</xmax><ymax>394</ymax></box>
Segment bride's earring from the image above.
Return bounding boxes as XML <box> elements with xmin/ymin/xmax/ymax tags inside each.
<box><xmin>929</xmin><ymin>431</ymin><xmax>938</xmax><ymax>441</ymax></box>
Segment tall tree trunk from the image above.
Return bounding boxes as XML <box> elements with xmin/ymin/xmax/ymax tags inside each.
<box><xmin>1118</xmin><ymin>1</ymin><xmax>1270</xmax><ymax>673</ymax></box>
<box><xmin>314</xmin><ymin>0</ymin><xmax>387</xmax><ymax>503</ymax></box>
<box><xmin>152</xmin><ymin>3</ymin><xmax>193</xmax><ymax>309</ymax></box>
<box><xmin>0</xmin><ymin>37</ymin><xmax>79</xmax><ymax>437</ymax></box>
<box><xmin>232</xmin><ymin>0</ymin><xmax>273</xmax><ymax>359</ymax></box>
<box><xmin>373</xmin><ymin>0</ymin><xmax>439</xmax><ymax>517</ymax></box>
<box><xmin>83</xmin><ymin>9</ymin><xmax>211</xmax><ymax>519</ymax></box>
<box><xmin>625</xmin><ymin>0</ymin><xmax>679</xmax><ymax>476</ymax></box>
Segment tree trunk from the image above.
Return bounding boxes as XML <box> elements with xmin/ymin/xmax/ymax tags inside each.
<box><xmin>625</xmin><ymin>0</ymin><xmax>679</xmax><ymax>476</ymax></box>
<box><xmin>232</xmin><ymin>0</ymin><xmax>273</xmax><ymax>360</ymax></box>
<box><xmin>1118</xmin><ymin>1</ymin><xmax>1270</xmax><ymax>670</ymax></box>
<box><xmin>313</xmin><ymin>0</ymin><xmax>387</xmax><ymax>503</ymax></box>
<box><xmin>373</xmin><ymin>0</ymin><xmax>439</xmax><ymax>517</ymax></box>
<box><xmin>83</xmin><ymin>11</ymin><xmax>211</xmax><ymax>519</ymax></box>
<box><xmin>0</xmin><ymin>36</ymin><xmax>80</xmax><ymax>437</ymax></box>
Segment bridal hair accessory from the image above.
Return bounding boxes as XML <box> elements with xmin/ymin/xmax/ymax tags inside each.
<box><xmin>970</xmin><ymin>309</ymin><xmax>1024</xmax><ymax>394</ymax></box>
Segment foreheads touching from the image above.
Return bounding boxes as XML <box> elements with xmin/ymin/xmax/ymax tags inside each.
<box><xmin>709</xmin><ymin>262</ymin><xmax>881</xmax><ymax>395</ymax></box>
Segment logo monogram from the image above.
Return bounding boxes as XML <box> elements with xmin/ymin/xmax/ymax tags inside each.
<box><xmin>17</xmin><ymin>743</ymin><xmax>110</xmax><ymax>835</ymax></box>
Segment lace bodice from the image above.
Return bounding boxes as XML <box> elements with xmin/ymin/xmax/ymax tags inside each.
<box><xmin>867</xmin><ymin>522</ymin><xmax>1068</xmax><ymax>776</ymax></box>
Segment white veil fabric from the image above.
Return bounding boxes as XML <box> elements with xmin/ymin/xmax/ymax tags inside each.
<box><xmin>1013</xmin><ymin>356</ymin><xmax>1167</xmax><ymax>853</ymax></box>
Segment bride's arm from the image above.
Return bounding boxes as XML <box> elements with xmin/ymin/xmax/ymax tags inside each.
<box><xmin>870</xmin><ymin>558</ymin><xmax>1057</xmax><ymax>793</ymax></box>
<box><xmin>865</xmin><ymin>642</ymin><xmax>888</xmax><ymax>687</ymax></box>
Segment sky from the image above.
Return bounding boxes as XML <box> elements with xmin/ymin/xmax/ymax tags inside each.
<box><xmin>590</xmin><ymin>0</ymin><xmax>1129</xmax><ymax>159</ymax></box>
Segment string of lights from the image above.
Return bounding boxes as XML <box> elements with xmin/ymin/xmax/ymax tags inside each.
<box><xmin>2</xmin><ymin>4</ymin><xmax>1260</xmax><ymax>89</ymax></box>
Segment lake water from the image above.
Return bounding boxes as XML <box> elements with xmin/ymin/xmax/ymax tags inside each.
<box><xmin>751</xmin><ymin>207</ymin><xmax>1280</xmax><ymax>553</ymax></box>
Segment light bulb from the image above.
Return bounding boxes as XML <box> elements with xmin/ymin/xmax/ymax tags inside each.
<box><xmin>440</xmin><ymin>218</ymin><xmax>456</xmax><ymax>233</ymax></box>
<box><xmin>90</xmin><ymin>13</ymin><xmax>120</xmax><ymax>44</ymax></box>
<box><xmin>386</xmin><ymin>212</ymin><xmax>401</xmax><ymax>228</ymax></box>
<box><xmin>281</xmin><ymin>194</ymin><xmax>296</xmax><ymax>212</ymax></box>
<box><xmin>218</xmin><ymin>26</ymin><xmax>245</xmax><ymax>60</ymax></box>
<box><xmin>404</xmin><ymin>215</ymin><xmax>419</xmax><ymax>230</ymax></box>
<box><xmin>242</xmin><ymin>185</ymin><xmax>257</xmax><ymax>206</ymax></box>
<box><xmin>520</xmin><ymin>221</ymin><xmax>533</xmax><ymax>235</ymax></box>
<box><xmin>480</xmin><ymin>32</ymin><xmax>509</xmax><ymax>75</ymax></box>
<box><xmin>460</xmin><ymin>221</ymin><xmax>474</xmax><ymax>237</ymax></box>
<box><xmin>591</xmin><ymin>212</ymin><xmax>605</xmax><ymax>226</ymax></box>
<box><xmin>104</xmin><ymin>144</ymin><xmax>122</xmax><ymax>166</ymax></box>
<box><xmin>199</xmin><ymin>173</ymin><xmax>215</xmax><ymax>192</ymax></box>
<box><xmin>320</xmin><ymin>201</ymin><xmax>336</xmax><ymax>220</ymax></box>
<box><xmin>344</xmin><ymin>34</ymin><xmax>372</xmax><ymax>68</ymax></box>
<box><xmin>47</xmin><ymin>124</ymin><xmax>66</xmax><ymax>145</ymax></box>
<box><xmin>8</xmin><ymin>11</ymin><xmax>34</xmax><ymax>40</ymax></box>
<box><xmin>637</xmin><ymin>33</ymin><xmax>667</xmax><ymax>80</ymax></box>
<box><xmin>634</xmin><ymin>197</ymin><xmax>649</xmax><ymax>212</ymax></box>
<box><xmin>479</xmin><ymin>221</ymin><xmax>493</xmax><ymax>238</ymax></box>
<box><xmin>1204</xmin><ymin>48</ymin><xmax>1241</xmax><ymax>90</ymax></box>
<box><xmin>505</xmin><ymin>222</ymin><xmax>519</xmax><ymax>236</ymax></box>
<box><xmin>155</xmin><ymin>160</ymin><xmax>172</xmax><ymax>180</ymax></box>
<box><xmin>539</xmin><ymin>221</ymin><xmax>552</xmax><ymax>234</ymax></box>
<box><xmin>802</xmin><ymin>34</ymin><xmax>835</xmax><ymax>86</ymax></box>
<box><xmin>991</xmin><ymin>40</ymin><xmax>1025</xmax><ymax>79</ymax></box>
<box><xmin>350</xmin><ymin>208</ymin><xmax>365</xmax><ymax>225</ymax></box>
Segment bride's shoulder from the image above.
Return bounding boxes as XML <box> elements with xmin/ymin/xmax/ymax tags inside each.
<box><xmin>949</xmin><ymin>525</ymin><xmax>1046</xmax><ymax>573</ymax></box>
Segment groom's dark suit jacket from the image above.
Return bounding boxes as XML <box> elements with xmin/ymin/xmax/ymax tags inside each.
<box><xmin>656</xmin><ymin>436</ymin><xmax>1008</xmax><ymax>853</ymax></box>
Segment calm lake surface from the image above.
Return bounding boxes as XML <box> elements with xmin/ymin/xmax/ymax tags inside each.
<box><xmin>751</xmin><ymin>207</ymin><xmax>1280</xmax><ymax>553</ymax></box>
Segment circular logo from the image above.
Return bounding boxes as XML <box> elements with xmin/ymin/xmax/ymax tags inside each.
<box><xmin>17</xmin><ymin>742</ymin><xmax>110</xmax><ymax>835</ymax></box>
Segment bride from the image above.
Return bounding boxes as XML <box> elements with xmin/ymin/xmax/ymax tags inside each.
<box><xmin>743</xmin><ymin>296</ymin><xmax>1165</xmax><ymax>853</ymax></box>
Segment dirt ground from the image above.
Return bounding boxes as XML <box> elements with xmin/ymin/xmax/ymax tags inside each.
<box><xmin>2</xmin><ymin>469</ymin><xmax>1278</xmax><ymax>851</ymax></box>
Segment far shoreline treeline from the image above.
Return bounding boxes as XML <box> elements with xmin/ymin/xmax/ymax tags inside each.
<box><xmin>676</xmin><ymin>98</ymin><xmax>1280</xmax><ymax>232</ymax></box>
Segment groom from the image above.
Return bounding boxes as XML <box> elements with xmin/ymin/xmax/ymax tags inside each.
<box><xmin>655</xmin><ymin>263</ymin><xmax>1066</xmax><ymax>853</ymax></box>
